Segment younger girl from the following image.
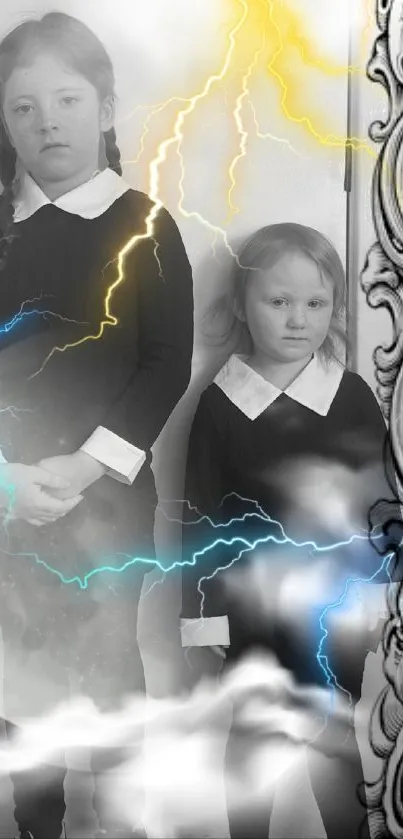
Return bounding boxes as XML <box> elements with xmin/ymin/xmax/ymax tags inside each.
<box><xmin>181</xmin><ymin>224</ymin><xmax>395</xmax><ymax>838</ymax></box>
<box><xmin>0</xmin><ymin>12</ymin><xmax>193</xmax><ymax>839</ymax></box>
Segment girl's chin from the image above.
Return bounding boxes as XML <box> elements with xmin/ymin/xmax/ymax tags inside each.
<box><xmin>34</xmin><ymin>161</ymin><xmax>78</xmax><ymax>181</ymax></box>
<box><xmin>273</xmin><ymin>344</ymin><xmax>314</xmax><ymax>361</ymax></box>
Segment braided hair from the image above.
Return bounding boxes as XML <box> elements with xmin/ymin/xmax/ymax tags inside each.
<box><xmin>0</xmin><ymin>122</ymin><xmax>17</xmax><ymax>270</ymax></box>
<box><xmin>104</xmin><ymin>127</ymin><xmax>122</xmax><ymax>176</ymax></box>
<box><xmin>0</xmin><ymin>12</ymin><xmax>123</xmax><ymax>268</ymax></box>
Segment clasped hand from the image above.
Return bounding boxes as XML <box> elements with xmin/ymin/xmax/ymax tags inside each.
<box><xmin>0</xmin><ymin>451</ymin><xmax>105</xmax><ymax>527</ymax></box>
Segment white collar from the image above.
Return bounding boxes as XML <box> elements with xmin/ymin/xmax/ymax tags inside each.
<box><xmin>13</xmin><ymin>168</ymin><xmax>131</xmax><ymax>223</ymax></box>
<box><xmin>214</xmin><ymin>354</ymin><xmax>344</xmax><ymax>419</ymax></box>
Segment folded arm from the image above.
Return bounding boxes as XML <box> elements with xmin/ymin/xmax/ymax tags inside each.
<box><xmin>91</xmin><ymin>204</ymin><xmax>194</xmax><ymax>470</ymax></box>
<box><xmin>40</xmin><ymin>205</ymin><xmax>194</xmax><ymax>497</ymax></box>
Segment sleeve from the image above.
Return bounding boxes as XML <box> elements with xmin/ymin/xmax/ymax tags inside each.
<box><xmin>180</xmin><ymin>389</ymin><xmax>231</xmax><ymax>647</ymax></box>
<box><xmin>84</xmin><ymin>205</ymin><xmax>194</xmax><ymax>464</ymax></box>
<box><xmin>80</xmin><ymin>426</ymin><xmax>145</xmax><ymax>485</ymax></box>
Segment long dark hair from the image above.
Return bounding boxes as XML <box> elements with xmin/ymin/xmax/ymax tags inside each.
<box><xmin>204</xmin><ymin>223</ymin><xmax>348</xmax><ymax>364</ymax></box>
<box><xmin>0</xmin><ymin>12</ymin><xmax>122</xmax><ymax>268</ymax></box>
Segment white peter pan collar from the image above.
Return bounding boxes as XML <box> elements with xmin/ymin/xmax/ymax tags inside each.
<box><xmin>13</xmin><ymin>167</ymin><xmax>131</xmax><ymax>223</ymax></box>
<box><xmin>214</xmin><ymin>354</ymin><xmax>344</xmax><ymax>419</ymax></box>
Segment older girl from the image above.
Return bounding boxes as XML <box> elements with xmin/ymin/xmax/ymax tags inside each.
<box><xmin>0</xmin><ymin>12</ymin><xmax>193</xmax><ymax>839</ymax></box>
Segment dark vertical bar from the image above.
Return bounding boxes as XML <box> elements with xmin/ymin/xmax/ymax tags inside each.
<box><xmin>344</xmin><ymin>11</ymin><xmax>357</xmax><ymax>371</ymax></box>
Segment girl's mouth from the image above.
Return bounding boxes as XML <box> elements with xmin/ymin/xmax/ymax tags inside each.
<box><xmin>40</xmin><ymin>143</ymin><xmax>69</xmax><ymax>152</ymax></box>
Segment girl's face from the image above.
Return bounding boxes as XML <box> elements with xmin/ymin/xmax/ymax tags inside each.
<box><xmin>240</xmin><ymin>251</ymin><xmax>334</xmax><ymax>364</ymax></box>
<box><xmin>2</xmin><ymin>52</ymin><xmax>113</xmax><ymax>187</ymax></box>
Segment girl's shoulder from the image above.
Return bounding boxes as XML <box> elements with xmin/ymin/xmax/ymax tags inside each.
<box><xmin>197</xmin><ymin>379</ymin><xmax>231</xmax><ymax>412</ymax></box>
<box><xmin>334</xmin><ymin>368</ymin><xmax>387</xmax><ymax>431</ymax></box>
<box><xmin>115</xmin><ymin>186</ymin><xmax>173</xmax><ymax>220</ymax></box>
<box><xmin>337</xmin><ymin>368</ymin><xmax>380</xmax><ymax>404</ymax></box>
<box><xmin>112</xmin><ymin>186</ymin><xmax>153</xmax><ymax>217</ymax></box>
<box><xmin>111</xmin><ymin>187</ymin><xmax>183</xmax><ymax>244</ymax></box>
<box><xmin>193</xmin><ymin>365</ymin><xmax>240</xmax><ymax>427</ymax></box>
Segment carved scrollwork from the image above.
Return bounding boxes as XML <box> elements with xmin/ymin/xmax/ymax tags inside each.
<box><xmin>362</xmin><ymin>3</ymin><xmax>403</xmax><ymax>836</ymax></box>
<box><xmin>364</xmin><ymin>1</ymin><xmax>403</xmax><ymax>430</ymax></box>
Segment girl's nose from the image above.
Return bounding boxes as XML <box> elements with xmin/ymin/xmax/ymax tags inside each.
<box><xmin>287</xmin><ymin>306</ymin><xmax>306</xmax><ymax>328</ymax></box>
<box><xmin>37</xmin><ymin>109</ymin><xmax>59</xmax><ymax>133</ymax></box>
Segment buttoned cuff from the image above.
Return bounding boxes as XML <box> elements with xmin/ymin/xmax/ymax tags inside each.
<box><xmin>80</xmin><ymin>426</ymin><xmax>146</xmax><ymax>485</ymax></box>
<box><xmin>180</xmin><ymin>616</ymin><xmax>230</xmax><ymax>647</ymax></box>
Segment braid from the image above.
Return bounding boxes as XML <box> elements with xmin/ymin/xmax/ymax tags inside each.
<box><xmin>0</xmin><ymin>120</ymin><xmax>16</xmax><ymax>271</ymax></box>
<box><xmin>104</xmin><ymin>127</ymin><xmax>122</xmax><ymax>176</ymax></box>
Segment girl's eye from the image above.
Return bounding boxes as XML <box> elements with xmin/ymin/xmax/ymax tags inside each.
<box><xmin>270</xmin><ymin>298</ymin><xmax>288</xmax><ymax>308</ymax></box>
<box><xmin>61</xmin><ymin>96</ymin><xmax>79</xmax><ymax>105</ymax></box>
<box><xmin>14</xmin><ymin>104</ymin><xmax>33</xmax><ymax>115</ymax></box>
<box><xmin>308</xmin><ymin>300</ymin><xmax>325</xmax><ymax>309</ymax></box>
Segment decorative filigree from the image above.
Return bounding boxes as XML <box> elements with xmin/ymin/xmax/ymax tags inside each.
<box><xmin>362</xmin><ymin>3</ymin><xmax>403</xmax><ymax>836</ymax></box>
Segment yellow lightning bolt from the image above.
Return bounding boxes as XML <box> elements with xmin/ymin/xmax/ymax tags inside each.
<box><xmin>227</xmin><ymin>1</ymin><xmax>269</xmax><ymax>218</ymax></box>
<box><xmin>122</xmin><ymin>105</ymin><xmax>167</xmax><ymax>168</ymax></box>
<box><xmin>162</xmin><ymin>0</ymin><xmax>250</xmax><ymax>253</ymax></box>
<box><xmin>265</xmin><ymin>0</ymin><xmax>375</xmax><ymax>156</ymax></box>
<box><xmin>120</xmin><ymin>97</ymin><xmax>190</xmax><ymax>169</ymax></box>
<box><xmin>118</xmin><ymin>98</ymin><xmax>187</xmax><ymax>128</ymax></box>
<box><xmin>132</xmin><ymin>0</ymin><xmax>373</xmax><ymax>247</ymax></box>
<box><xmin>226</xmin><ymin>0</ymin><xmax>369</xmax><ymax>219</ymax></box>
<box><xmin>249</xmin><ymin>100</ymin><xmax>300</xmax><ymax>155</ymax></box>
<box><xmin>285</xmin><ymin>7</ymin><xmax>361</xmax><ymax>76</ymax></box>
<box><xmin>30</xmin><ymin>202</ymin><xmax>163</xmax><ymax>377</ymax></box>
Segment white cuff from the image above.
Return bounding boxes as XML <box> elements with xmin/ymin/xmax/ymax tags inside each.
<box><xmin>180</xmin><ymin>616</ymin><xmax>230</xmax><ymax>647</ymax></box>
<box><xmin>80</xmin><ymin>426</ymin><xmax>146</xmax><ymax>485</ymax></box>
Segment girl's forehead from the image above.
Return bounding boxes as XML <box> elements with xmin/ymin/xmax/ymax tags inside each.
<box><xmin>256</xmin><ymin>251</ymin><xmax>328</xmax><ymax>287</ymax></box>
<box><xmin>3</xmin><ymin>51</ymin><xmax>89</xmax><ymax>93</ymax></box>
<box><xmin>264</xmin><ymin>250</ymin><xmax>318</xmax><ymax>273</ymax></box>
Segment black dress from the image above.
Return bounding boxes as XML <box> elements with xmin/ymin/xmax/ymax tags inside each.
<box><xmin>0</xmin><ymin>182</ymin><xmax>194</xmax><ymax>721</ymax></box>
<box><xmin>181</xmin><ymin>353</ymin><xmax>395</xmax><ymax>839</ymax></box>
<box><xmin>182</xmin><ymin>354</ymin><xmax>395</xmax><ymax>677</ymax></box>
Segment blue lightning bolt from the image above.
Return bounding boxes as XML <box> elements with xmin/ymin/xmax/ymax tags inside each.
<box><xmin>0</xmin><ymin>495</ymin><xmax>385</xmax><ymax>590</ymax></box>
<box><xmin>164</xmin><ymin>492</ymin><xmax>381</xmax><ymax>545</ymax></box>
<box><xmin>147</xmin><ymin>492</ymin><xmax>384</xmax><ymax>603</ymax></box>
<box><xmin>0</xmin><ymin>488</ymin><xmax>393</xmax><ymax>715</ymax></box>
<box><xmin>173</xmin><ymin>494</ymin><xmax>392</xmax><ymax>705</ymax></box>
<box><xmin>0</xmin><ymin>295</ymin><xmax>88</xmax><ymax>336</ymax></box>
<box><xmin>316</xmin><ymin>552</ymin><xmax>394</xmax><ymax>704</ymax></box>
<box><xmin>193</xmin><ymin>535</ymin><xmax>393</xmax><ymax>716</ymax></box>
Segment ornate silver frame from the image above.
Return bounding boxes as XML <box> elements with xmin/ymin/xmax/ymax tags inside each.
<box><xmin>361</xmin><ymin>2</ymin><xmax>403</xmax><ymax>835</ymax></box>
